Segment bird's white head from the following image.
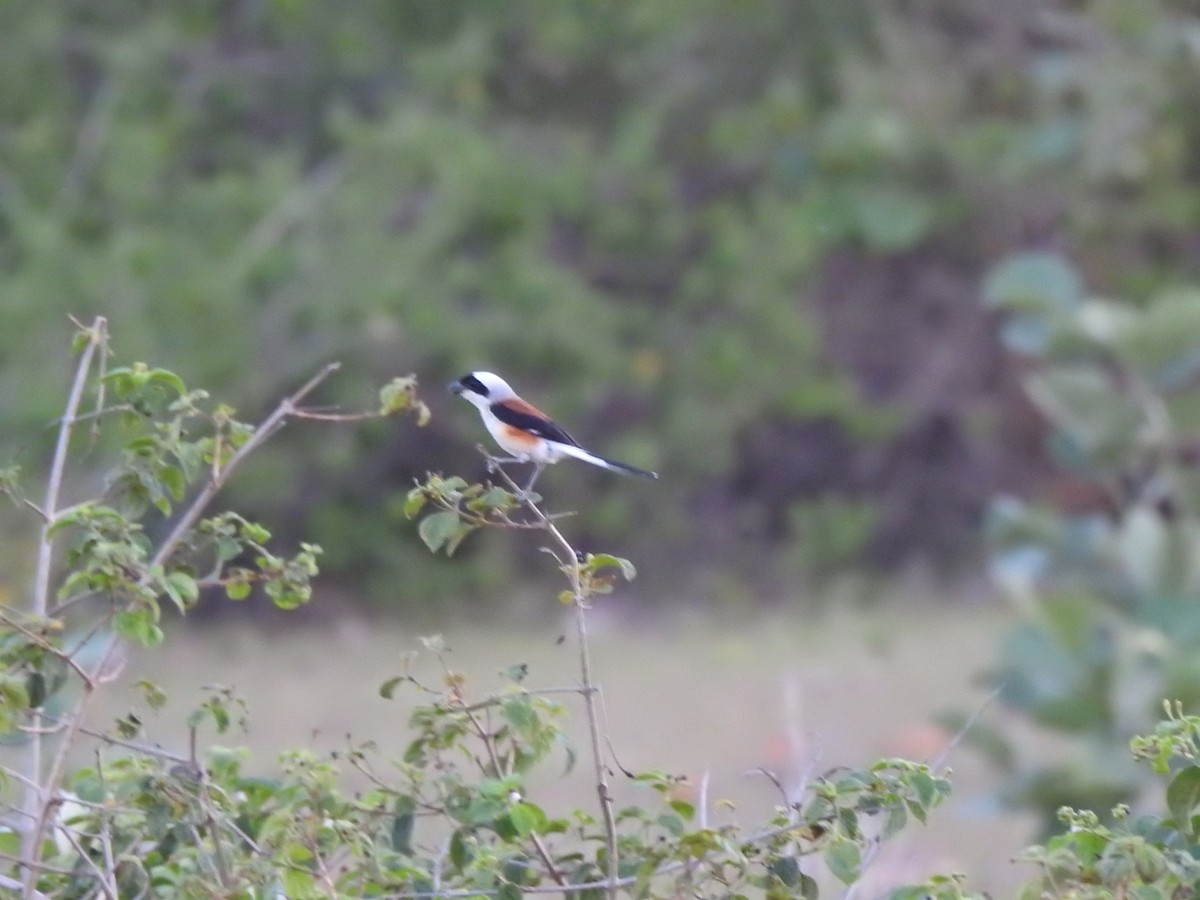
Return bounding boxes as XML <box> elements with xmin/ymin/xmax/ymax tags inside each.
<box><xmin>448</xmin><ymin>371</ymin><xmax>516</xmax><ymax>408</ymax></box>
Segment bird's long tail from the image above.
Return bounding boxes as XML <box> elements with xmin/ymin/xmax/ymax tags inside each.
<box><xmin>556</xmin><ymin>443</ymin><xmax>658</xmax><ymax>479</ymax></box>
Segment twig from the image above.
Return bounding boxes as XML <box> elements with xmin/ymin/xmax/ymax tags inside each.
<box><xmin>22</xmin><ymin>637</ymin><xmax>119</xmax><ymax>899</ymax></box>
<box><xmin>54</xmin><ymin>820</ymin><xmax>116</xmax><ymax>900</ymax></box>
<box><xmin>449</xmin><ymin>686</ymin><xmax>595</xmax><ymax>715</ymax></box>
<box><xmin>289</xmin><ymin>408</ymin><xmax>385</xmax><ymax>422</ymax></box>
<box><xmin>0</xmin><ymin>872</ymin><xmax>28</xmax><ymax>892</ymax></box>
<box><xmin>529</xmin><ymin>832</ymin><xmax>569</xmax><ymax>888</ymax></box>
<box><xmin>198</xmin><ymin>759</ymin><xmax>232</xmax><ymax>889</ymax></box>
<box><xmin>490</xmin><ymin>462</ymin><xmax>620</xmax><ymax>900</ymax></box>
<box><xmin>0</xmin><ymin>848</ymin><xmax>84</xmax><ymax>876</ymax></box>
<box><xmin>70</xmin><ymin>723</ymin><xmax>192</xmax><ymax>766</ymax></box>
<box><xmin>150</xmin><ymin>361</ymin><xmax>342</xmax><ymax>569</ymax></box>
<box><xmin>0</xmin><ymin>608</ymin><xmax>94</xmax><ymax>690</ymax></box>
<box><xmin>21</xmin><ymin>315</ymin><xmax>106</xmax><ymax>889</ymax></box>
<box><xmin>930</xmin><ymin>685</ymin><xmax>1004</xmax><ymax>772</ymax></box>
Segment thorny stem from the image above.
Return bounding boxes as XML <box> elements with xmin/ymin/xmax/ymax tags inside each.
<box><xmin>21</xmin><ymin>316</ymin><xmax>106</xmax><ymax>887</ymax></box>
<box><xmin>19</xmin><ymin>360</ymin><xmax>343</xmax><ymax>897</ymax></box>
<box><xmin>491</xmin><ymin>463</ymin><xmax>620</xmax><ymax>900</ymax></box>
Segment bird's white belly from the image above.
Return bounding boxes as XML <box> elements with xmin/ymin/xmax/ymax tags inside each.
<box><xmin>482</xmin><ymin>410</ymin><xmax>562</xmax><ymax>463</ymax></box>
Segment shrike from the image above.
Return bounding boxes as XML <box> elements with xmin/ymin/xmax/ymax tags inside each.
<box><xmin>449</xmin><ymin>371</ymin><xmax>657</xmax><ymax>493</ymax></box>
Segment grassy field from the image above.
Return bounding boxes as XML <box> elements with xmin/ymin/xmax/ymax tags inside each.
<box><xmin>89</xmin><ymin>593</ymin><xmax>1036</xmax><ymax>896</ymax></box>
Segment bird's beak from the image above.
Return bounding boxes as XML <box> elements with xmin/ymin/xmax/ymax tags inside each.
<box><xmin>447</xmin><ymin>380</ymin><xmax>464</xmax><ymax>395</ymax></box>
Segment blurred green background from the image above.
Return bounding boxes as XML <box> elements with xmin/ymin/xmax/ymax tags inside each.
<box><xmin>8</xmin><ymin>0</ymin><xmax>1174</xmax><ymax>606</ymax></box>
<box><xmin>10</xmin><ymin>1</ymin><xmax>1200</xmax><ymax>893</ymax></box>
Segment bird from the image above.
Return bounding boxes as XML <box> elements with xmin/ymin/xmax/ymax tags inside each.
<box><xmin>448</xmin><ymin>370</ymin><xmax>658</xmax><ymax>495</ymax></box>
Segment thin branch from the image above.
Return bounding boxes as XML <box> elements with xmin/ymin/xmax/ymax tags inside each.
<box><xmin>54</xmin><ymin>821</ymin><xmax>116</xmax><ymax>900</ymax></box>
<box><xmin>150</xmin><ymin>361</ymin><xmax>342</xmax><ymax>570</ymax></box>
<box><xmin>0</xmin><ymin>873</ymin><xmax>27</xmax><ymax>892</ymax></box>
<box><xmin>73</xmin><ymin>723</ymin><xmax>192</xmax><ymax>766</ymax></box>
<box><xmin>930</xmin><ymin>684</ymin><xmax>1004</xmax><ymax>773</ymax></box>
<box><xmin>289</xmin><ymin>408</ymin><xmax>386</xmax><ymax>423</ymax></box>
<box><xmin>185</xmin><ymin>823</ymin><xmax>224</xmax><ymax>885</ymax></box>
<box><xmin>450</xmin><ymin>686</ymin><xmax>595</xmax><ymax>716</ymax></box>
<box><xmin>21</xmin><ymin>316</ymin><xmax>106</xmax><ymax>891</ymax></box>
<box><xmin>198</xmin><ymin>766</ymin><xmax>232</xmax><ymax>888</ymax></box>
<box><xmin>0</xmin><ymin>848</ymin><xmax>85</xmax><ymax>876</ymax></box>
<box><xmin>490</xmin><ymin>462</ymin><xmax>620</xmax><ymax>900</ymax></box>
<box><xmin>31</xmin><ymin>318</ymin><xmax>104</xmax><ymax>618</ymax></box>
<box><xmin>529</xmin><ymin>832</ymin><xmax>568</xmax><ymax>888</ymax></box>
<box><xmin>23</xmin><ymin>637</ymin><xmax>119</xmax><ymax>899</ymax></box>
<box><xmin>0</xmin><ymin>609</ymin><xmax>94</xmax><ymax>690</ymax></box>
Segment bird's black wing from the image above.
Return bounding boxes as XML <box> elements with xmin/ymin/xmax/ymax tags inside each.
<box><xmin>490</xmin><ymin>400</ymin><xmax>581</xmax><ymax>447</ymax></box>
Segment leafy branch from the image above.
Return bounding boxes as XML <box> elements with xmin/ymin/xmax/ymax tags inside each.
<box><xmin>3</xmin><ymin>319</ymin><xmax>429</xmax><ymax>896</ymax></box>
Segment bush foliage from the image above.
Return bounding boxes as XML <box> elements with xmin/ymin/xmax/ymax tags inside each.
<box><xmin>0</xmin><ymin>325</ymin><xmax>966</xmax><ymax>898</ymax></box>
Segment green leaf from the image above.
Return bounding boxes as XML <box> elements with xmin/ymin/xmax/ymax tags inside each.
<box><xmin>449</xmin><ymin>827</ymin><xmax>475</xmax><ymax>870</ymax></box>
<box><xmin>883</xmin><ymin>803</ymin><xmax>907</xmax><ymax>839</ymax></box>
<box><xmin>1024</xmin><ymin>364</ymin><xmax>1142</xmax><ymax>461</ymax></box>
<box><xmin>983</xmin><ymin>251</ymin><xmax>1083</xmax><ymax>312</ymax></box>
<box><xmin>137</xmin><ymin>680</ymin><xmax>168</xmax><ymax>711</ymax></box>
<box><xmin>418</xmin><ymin>511</ymin><xmax>463</xmax><ymax>554</ymax></box>
<box><xmin>1167</xmin><ymin>767</ymin><xmax>1200</xmax><ymax>838</ymax></box>
<box><xmin>392</xmin><ymin>795</ymin><xmax>416</xmax><ymax>853</ymax></box>
<box><xmin>113</xmin><ymin>610</ymin><xmax>165</xmax><ymax>647</ymax></box>
<box><xmin>25</xmin><ymin>672</ymin><xmax>45</xmax><ymax>710</ymax></box>
<box><xmin>825</xmin><ymin>840</ymin><xmax>861</xmax><ymax>884</ymax></box>
<box><xmin>587</xmin><ymin>554</ymin><xmax>636</xmax><ymax>581</ymax></box>
<box><xmin>379</xmin><ymin>376</ymin><xmax>417</xmax><ymax>414</ymax></box>
<box><xmin>669</xmin><ymin>799</ymin><xmax>694</xmax><ymax>821</ymax></box>
<box><xmin>911</xmin><ymin>769</ymin><xmax>937</xmax><ymax>808</ymax></box>
<box><xmin>767</xmin><ymin>856</ymin><xmax>801</xmax><ymax>887</ymax></box>
<box><xmin>148</xmin><ymin>368</ymin><xmax>188</xmax><ymax>396</ymax></box>
<box><xmin>0</xmin><ymin>674</ymin><xmax>31</xmax><ymax>723</ymax></box>
<box><xmin>241</xmin><ymin>521</ymin><xmax>271</xmax><ymax>544</ymax></box>
<box><xmin>379</xmin><ymin>676</ymin><xmax>404</xmax><ymax>700</ymax></box>
<box><xmin>443</xmin><ymin>522</ymin><xmax>474</xmax><ymax>556</ymax></box>
<box><xmin>656</xmin><ymin>813</ymin><xmax>684</xmax><ymax>837</ymax></box>
<box><xmin>158</xmin><ymin>465</ymin><xmax>187</xmax><ymax>502</ymax></box>
<box><xmin>500</xmin><ymin>663</ymin><xmax>529</xmax><ymax>683</ymax></box>
<box><xmin>508</xmin><ymin>801</ymin><xmax>546</xmax><ymax>838</ymax></box>
<box><xmin>1112</xmin><ymin>290</ymin><xmax>1200</xmax><ymax>388</ymax></box>
<box><xmin>282</xmin><ymin>867</ymin><xmax>316</xmax><ymax>898</ymax></box>
<box><xmin>502</xmin><ymin>698</ymin><xmax>539</xmax><ymax>738</ymax></box>
<box><xmin>403</xmin><ymin>489</ymin><xmax>428</xmax><ymax>519</ymax></box>
<box><xmin>225</xmin><ymin>578</ymin><xmax>252</xmax><ymax>601</ymax></box>
<box><xmin>163</xmin><ymin>571</ymin><xmax>199</xmax><ymax>611</ymax></box>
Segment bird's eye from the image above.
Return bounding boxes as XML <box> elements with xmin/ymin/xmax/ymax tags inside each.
<box><xmin>462</xmin><ymin>374</ymin><xmax>489</xmax><ymax>397</ymax></box>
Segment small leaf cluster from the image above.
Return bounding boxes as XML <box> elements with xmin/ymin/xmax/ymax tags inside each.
<box><xmin>405</xmin><ymin>475</ymin><xmax>526</xmax><ymax>556</ymax></box>
<box><xmin>406</xmin><ymin>471</ymin><xmax>638</xmax><ymax>609</ymax></box>
<box><xmin>1015</xmin><ymin>706</ymin><xmax>1200</xmax><ymax>899</ymax></box>
<box><xmin>378</xmin><ymin>375</ymin><xmax>432</xmax><ymax>425</ymax></box>
<box><xmin>102</xmin><ymin>365</ymin><xmax>251</xmax><ymax>518</ymax></box>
